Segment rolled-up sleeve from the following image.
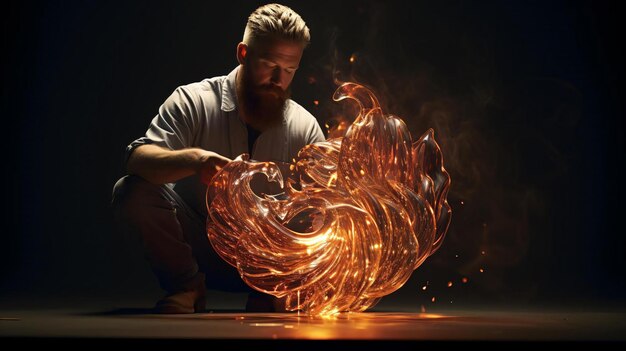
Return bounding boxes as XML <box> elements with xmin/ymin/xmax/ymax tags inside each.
<box><xmin>124</xmin><ymin>87</ymin><xmax>197</xmax><ymax>166</ymax></box>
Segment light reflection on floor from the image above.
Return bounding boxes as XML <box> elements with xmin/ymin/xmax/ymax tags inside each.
<box><xmin>2</xmin><ymin>309</ymin><xmax>625</xmax><ymax>344</ymax></box>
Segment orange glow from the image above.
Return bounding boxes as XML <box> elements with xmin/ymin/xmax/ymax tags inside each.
<box><xmin>207</xmin><ymin>83</ymin><xmax>451</xmax><ymax>316</ymax></box>
<box><xmin>479</xmin><ymin>268</ymin><xmax>484</xmax><ymax>273</ymax></box>
<box><xmin>461</xmin><ymin>277</ymin><xmax>468</xmax><ymax>283</ymax></box>
<box><xmin>313</xmin><ymin>100</ymin><xmax>319</xmax><ymax>106</ymax></box>
<box><xmin>349</xmin><ymin>54</ymin><xmax>356</xmax><ymax>63</ymax></box>
<box><xmin>251</xmin><ymin>323</ymin><xmax>285</xmax><ymax>327</ymax></box>
<box><xmin>325</xmin><ymin>117</ymin><xmax>350</xmax><ymax>139</ymax></box>
<box><xmin>447</xmin><ymin>281</ymin><xmax>453</xmax><ymax>288</ymax></box>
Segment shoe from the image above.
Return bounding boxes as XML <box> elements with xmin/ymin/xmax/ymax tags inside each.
<box><xmin>245</xmin><ymin>291</ymin><xmax>288</xmax><ymax>312</ymax></box>
<box><xmin>154</xmin><ymin>273</ymin><xmax>207</xmax><ymax>314</ymax></box>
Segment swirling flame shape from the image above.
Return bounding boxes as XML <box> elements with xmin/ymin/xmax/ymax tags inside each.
<box><xmin>207</xmin><ymin>83</ymin><xmax>451</xmax><ymax>316</ymax></box>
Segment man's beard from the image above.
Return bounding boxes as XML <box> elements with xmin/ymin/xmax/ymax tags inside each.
<box><xmin>238</xmin><ymin>66</ymin><xmax>290</xmax><ymax>132</ymax></box>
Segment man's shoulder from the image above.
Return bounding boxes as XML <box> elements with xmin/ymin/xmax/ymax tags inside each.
<box><xmin>283</xmin><ymin>99</ymin><xmax>325</xmax><ymax>144</ymax></box>
<box><xmin>166</xmin><ymin>74</ymin><xmax>229</xmax><ymax>108</ymax></box>
<box><xmin>176</xmin><ymin>74</ymin><xmax>227</xmax><ymax>95</ymax></box>
<box><xmin>284</xmin><ymin>99</ymin><xmax>325</xmax><ymax>139</ymax></box>
<box><xmin>285</xmin><ymin>99</ymin><xmax>316</xmax><ymax>122</ymax></box>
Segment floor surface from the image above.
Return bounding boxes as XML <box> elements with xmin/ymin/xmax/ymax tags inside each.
<box><xmin>2</xmin><ymin>291</ymin><xmax>625</xmax><ymax>348</ymax></box>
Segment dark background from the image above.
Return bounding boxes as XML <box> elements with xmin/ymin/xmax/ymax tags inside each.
<box><xmin>2</xmin><ymin>0</ymin><xmax>624</xmax><ymax>311</ymax></box>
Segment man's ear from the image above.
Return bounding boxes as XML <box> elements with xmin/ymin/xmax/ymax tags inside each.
<box><xmin>236</xmin><ymin>43</ymin><xmax>248</xmax><ymax>65</ymax></box>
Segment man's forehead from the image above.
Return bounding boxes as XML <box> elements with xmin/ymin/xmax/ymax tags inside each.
<box><xmin>252</xmin><ymin>38</ymin><xmax>304</xmax><ymax>60</ymax></box>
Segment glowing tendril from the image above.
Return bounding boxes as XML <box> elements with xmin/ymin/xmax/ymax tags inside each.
<box><xmin>206</xmin><ymin>83</ymin><xmax>451</xmax><ymax>316</ymax></box>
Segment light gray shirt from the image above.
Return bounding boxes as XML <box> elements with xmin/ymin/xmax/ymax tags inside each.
<box><xmin>126</xmin><ymin>66</ymin><xmax>326</xmax><ymax>214</ymax></box>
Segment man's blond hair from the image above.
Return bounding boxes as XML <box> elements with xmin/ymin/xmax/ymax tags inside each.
<box><xmin>243</xmin><ymin>3</ymin><xmax>310</xmax><ymax>48</ymax></box>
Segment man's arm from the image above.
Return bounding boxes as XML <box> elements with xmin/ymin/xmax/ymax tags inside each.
<box><xmin>127</xmin><ymin>144</ymin><xmax>231</xmax><ymax>185</ymax></box>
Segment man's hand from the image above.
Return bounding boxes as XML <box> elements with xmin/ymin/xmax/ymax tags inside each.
<box><xmin>197</xmin><ymin>150</ymin><xmax>231</xmax><ymax>185</ymax></box>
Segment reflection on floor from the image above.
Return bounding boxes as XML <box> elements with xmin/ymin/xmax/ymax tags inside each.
<box><xmin>2</xmin><ymin>303</ymin><xmax>625</xmax><ymax>347</ymax></box>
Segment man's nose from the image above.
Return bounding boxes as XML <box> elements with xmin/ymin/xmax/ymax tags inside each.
<box><xmin>270</xmin><ymin>68</ymin><xmax>283</xmax><ymax>87</ymax></box>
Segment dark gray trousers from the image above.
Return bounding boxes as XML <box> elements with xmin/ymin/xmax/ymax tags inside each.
<box><xmin>111</xmin><ymin>175</ymin><xmax>250</xmax><ymax>293</ymax></box>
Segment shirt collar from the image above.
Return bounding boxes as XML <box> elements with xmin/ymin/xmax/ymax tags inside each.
<box><xmin>220</xmin><ymin>66</ymin><xmax>239</xmax><ymax>112</ymax></box>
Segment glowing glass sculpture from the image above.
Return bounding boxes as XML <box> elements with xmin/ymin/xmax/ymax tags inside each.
<box><xmin>207</xmin><ymin>82</ymin><xmax>451</xmax><ymax>315</ymax></box>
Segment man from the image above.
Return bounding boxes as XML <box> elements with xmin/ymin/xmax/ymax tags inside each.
<box><xmin>111</xmin><ymin>3</ymin><xmax>325</xmax><ymax>314</ymax></box>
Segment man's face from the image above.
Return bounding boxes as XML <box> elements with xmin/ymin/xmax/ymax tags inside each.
<box><xmin>239</xmin><ymin>38</ymin><xmax>304</xmax><ymax>131</ymax></box>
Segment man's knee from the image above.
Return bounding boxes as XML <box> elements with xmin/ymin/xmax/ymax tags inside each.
<box><xmin>111</xmin><ymin>175</ymin><xmax>169</xmax><ymax>220</ymax></box>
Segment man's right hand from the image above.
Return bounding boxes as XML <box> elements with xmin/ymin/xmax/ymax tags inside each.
<box><xmin>197</xmin><ymin>150</ymin><xmax>232</xmax><ymax>185</ymax></box>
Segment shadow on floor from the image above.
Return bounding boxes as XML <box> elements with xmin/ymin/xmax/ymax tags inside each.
<box><xmin>78</xmin><ymin>307</ymin><xmax>247</xmax><ymax>316</ymax></box>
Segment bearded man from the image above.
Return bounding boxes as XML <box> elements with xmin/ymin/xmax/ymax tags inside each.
<box><xmin>111</xmin><ymin>3</ymin><xmax>324</xmax><ymax>314</ymax></box>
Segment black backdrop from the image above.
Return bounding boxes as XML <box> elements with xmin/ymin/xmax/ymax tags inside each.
<box><xmin>2</xmin><ymin>0</ymin><xmax>624</xmax><ymax>310</ymax></box>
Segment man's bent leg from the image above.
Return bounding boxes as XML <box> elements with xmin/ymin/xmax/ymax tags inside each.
<box><xmin>111</xmin><ymin>175</ymin><xmax>206</xmax><ymax>313</ymax></box>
